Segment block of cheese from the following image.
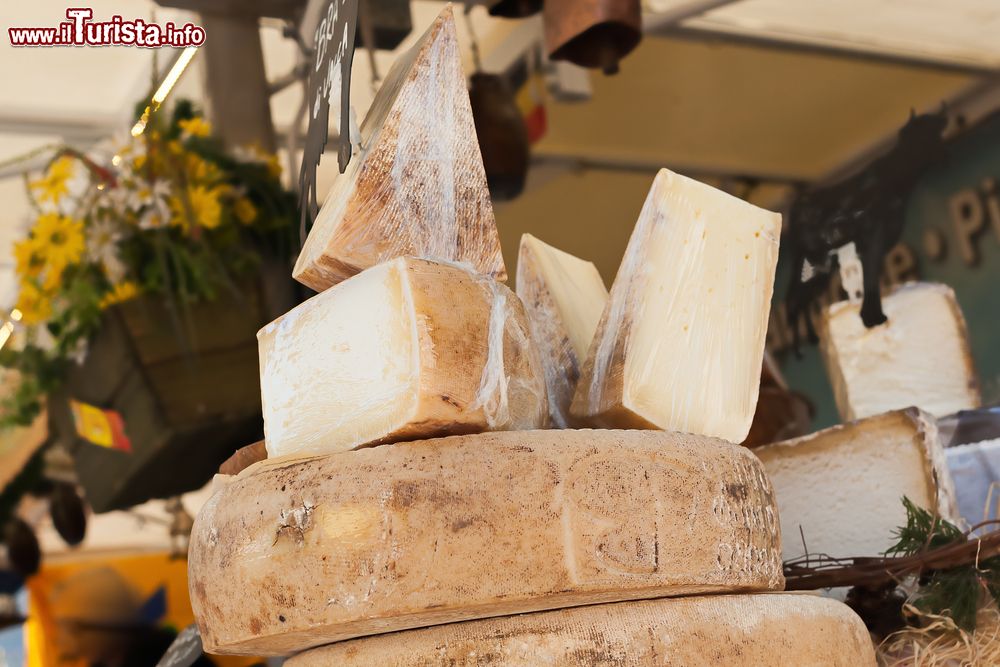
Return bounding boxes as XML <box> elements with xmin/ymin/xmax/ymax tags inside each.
<box><xmin>515</xmin><ymin>234</ymin><xmax>609</xmax><ymax>427</ymax></box>
<box><xmin>946</xmin><ymin>437</ymin><xmax>1000</xmax><ymax>527</ymax></box>
<box><xmin>755</xmin><ymin>408</ymin><xmax>958</xmax><ymax>563</ymax></box>
<box><xmin>293</xmin><ymin>7</ymin><xmax>505</xmax><ymax>292</ymax></box>
<box><xmin>259</xmin><ymin>258</ymin><xmax>546</xmax><ymax>458</ymax></box>
<box><xmin>189</xmin><ymin>430</ymin><xmax>784</xmax><ymax>655</ymax></box>
<box><xmin>821</xmin><ymin>282</ymin><xmax>980</xmax><ymax>421</ymax></box>
<box><xmin>571</xmin><ymin>169</ymin><xmax>781</xmax><ymax>443</ymax></box>
<box><xmin>287</xmin><ymin>594</ymin><xmax>875</xmax><ymax>667</ymax></box>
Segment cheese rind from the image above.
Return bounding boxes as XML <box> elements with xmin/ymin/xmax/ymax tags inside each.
<box><xmin>189</xmin><ymin>430</ymin><xmax>784</xmax><ymax>656</ymax></box>
<box><xmin>755</xmin><ymin>408</ymin><xmax>958</xmax><ymax>563</ymax></box>
<box><xmin>515</xmin><ymin>234</ymin><xmax>609</xmax><ymax>427</ymax></box>
<box><xmin>259</xmin><ymin>258</ymin><xmax>547</xmax><ymax>458</ymax></box>
<box><xmin>287</xmin><ymin>594</ymin><xmax>875</xmax><ymax>667</ymax></box>
<box><xmin>821</xmin><ymin>281</ymin><xmax>980</xmax><ymax>421</ymax></box>
<box><xmin>571</xmin><ymin>169</ymin><xmax>781</xmax><ymax>443</ymax></box>
<box><xmin>293</xmin><ymin>7</ymin><xmax>505</xmax><ymax>292</ymax></box>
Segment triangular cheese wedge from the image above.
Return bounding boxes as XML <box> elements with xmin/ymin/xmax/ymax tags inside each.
<box><xmin>294</xmin><ymin>6</ymin><xmax>505</xmax><ymax>291</ymax></box>
<box><xmin>516</xmin><ymin>234</ymin><xmax>608</xmax><ymax>426</ymax></box>
<box><xmin>571</xmin><ymin>169</ymin><xmax>781</xmax><ymax>443</ymax></box>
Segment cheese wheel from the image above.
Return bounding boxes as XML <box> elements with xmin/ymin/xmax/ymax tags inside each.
<box><xmin>571</xmin><ymin>169</ymin><xmax>781</xmax><ymax>444</ymax></box>
<box><xmin>287</xmin><ymin>594</ymin><xmax>875</xmax><ymax>667</ymax></box>
<box><xmin>189</xmin><ymin>430</ymin><xmax>783</xmax><ymax>655</ymax></box>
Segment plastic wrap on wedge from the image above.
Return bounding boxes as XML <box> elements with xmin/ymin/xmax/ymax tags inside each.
<box><xmin>516</xmin><ymin>234</ymin><xmax>608</xmax><ymax>427</ymax></box>
<box><xmin>571</xmin><ymin>168</ymin><xmax>781</xmax><ymax>444</ymax></box>
<box><xmin>259</xmin><ymin>257</ymin><xmax>547</xmax><ymax>458</ymax></box>
<box><xmin>189</xmin><ymin>429</ymin><xmax>784</xmax><ymax>656</ymax></box>
<box><xmin>293</xmin><ymin>6</ymin><xmax>505</xmax><ymax>292</ymax></box>
<box><xmin>287</xmin><ymin>594</ymin><xmax>874</xmax><ymax>667</ymax></box>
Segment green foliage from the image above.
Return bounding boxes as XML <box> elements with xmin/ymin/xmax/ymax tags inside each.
<box><xmin>886</xmin><ymin>496</ymin><xmax>999</xmax><ymax>631</ymax></box>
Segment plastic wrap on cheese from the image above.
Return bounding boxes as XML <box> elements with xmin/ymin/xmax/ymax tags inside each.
<box><xmin>516</xmin><ymin>234</ymin><xmax>608</xmax><ymax>427</ymax></box>
<box><xmin>821</xmin><ymin>281</ymin><xmax>981</xmax><ymax>421</ymax></box>
<box><xmin>259</xmin><ymin>257</ymin><xmax>547</xmax><ymax>458</ymax></box>
<box><xmin>571</xmin><ymin>168</ymin><xmax>781</xmax><ymax>444</ymax></box>
<box><xmin>293</xmin><ymin>7</ymin><xmax>505</xmax><ymax>293</ymax></box>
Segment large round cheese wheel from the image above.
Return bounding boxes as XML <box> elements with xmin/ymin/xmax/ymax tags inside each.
<box><xmin>189</xmin><ymin>430</ymin><xmax>783</xmax><ymax>656</ymax></box>
<box><xmin>287</xmin><ymin>594</ymin><xmax>875</xmax><ymax>666</ymax></box>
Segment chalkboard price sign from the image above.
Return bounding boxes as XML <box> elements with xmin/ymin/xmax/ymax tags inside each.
<box><xmin>156</xmin><ymin>624</ymin><xmax>203</xmax><ymax>667</ymax></box>
<box><xmin>299</xmin><ymin>0</ymin><xmax>360</xmax><ymax>239</ymax></box>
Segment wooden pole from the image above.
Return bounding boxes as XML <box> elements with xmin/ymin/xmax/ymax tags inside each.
<box><xmin>199</xmin><ymin>13</ymin><xmax>277</xmax><ymax>152</ymax></box>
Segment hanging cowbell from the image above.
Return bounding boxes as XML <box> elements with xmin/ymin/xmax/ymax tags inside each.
<box><xmin>488</xmin><ymin>0</ymin><xmax>543</xmax><ymax>18</ymax></box>
<box><xmin>463</xmin><ymin>0</ymin><xmax>543</xmax><ymax>19</ymax></box>
<box><xmin>544</xmin><ymin>0</ymin><xmax>642</xmax><ymax>75</ymax></box>
<box><xmin>50</xmin><ymin>482</ymin><xmax>87</xmax><ymax>547</ymax></box>
<box><xmin>469</xmin><ymin>73</ymin><xmax>531</xmax><ymax>201</ymax></box>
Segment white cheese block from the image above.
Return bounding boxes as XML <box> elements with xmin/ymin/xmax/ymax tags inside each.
<box><xmin>189</xmin><ymin>430</ymin><xmax>784</xmax><ymax>656</ymax></box>
<box><xmin>821</xmin><ymin>281</ymin><xmax>980</xmax><ymax>421</ymax></box>
<box><xmin>754</xmin><ymin>408</ymin><xmax>958</xmax><ymax>563</ymax></box>
<box><xmin>571</xmin><ymin>168</ymin><xmax>781</xmax><ymax>443</ymax></box>
<box><xmin>515</xmin><ymin>234</ymin><xmax>609</xmax><ymax>427</ymax></box>
<box><xmin>293</xmin><ymin>7</ymin><xmax>505</xmax><ymax>292</ymax></box>
<box><xmin>946</xmin><ymin>437</ymin><xmax>1000</xmax><ymax>527</ymax></box>
<box><xmin>287</xmin><ymin>594</ymin><xmax>875</xmax><ymax>667</ymax></box>
<box><xmin>258</xmin><ymin>258</ymin><xmax>547</xmax><ymax>458</ymax></box>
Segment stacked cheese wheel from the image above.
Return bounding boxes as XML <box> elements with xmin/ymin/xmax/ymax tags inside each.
<box><xmin>188</xmin><ymin>7</ymin><xmax>876</xmax><ymax>665</ymax></box>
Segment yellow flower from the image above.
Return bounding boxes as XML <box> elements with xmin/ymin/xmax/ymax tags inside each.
<box><xmin>170</xmin><ymin>186</ymin><xmax>223</xmax><ymax>230</ymax></box>
<box><xmin>13</xmin><ymin>238</ymin><xmax>46</xmax><ymax>282</ymax></box>
<box><xmin>30</xmin><ymin>156</ymin><xmax>75</xmax><ymax>204</ymax></box>
<box><xmin>178</xmin><ymin>116</ymin><xmax>212</xmax><ymax>138</ymax></box>
<box><xmin>265</xmin><ymin>153</ymin><xmax>282</xmax><ymax>179</ymax></box>
<box><xmin>99</xmin><ymin>281</ymin><xmax>139</xmax><ymax>310</ymax></box>
<box><xmin>233</xmin><ymin>197</ymin><xmax>257</xmax><ymax>225</ymax></box>
<box><xmin>184</xmin><ymin>152</ymin><xmax>218</xmax><ymax>182</ymax></box>
<box><xmin>32</xmin><ymin>214</ymin><xmax>85</xmax><ymax>270</ymax></box>
<box><xmin>14</xmin><ymin>283</ymin><xmax>52</xmax><ymax>325</ymax></box>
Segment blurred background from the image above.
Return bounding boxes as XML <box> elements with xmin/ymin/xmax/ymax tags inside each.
<box><xmin>1</xmin><ymin>0</ymin><xmax>1000</xmax><ymax>664</ymax></box>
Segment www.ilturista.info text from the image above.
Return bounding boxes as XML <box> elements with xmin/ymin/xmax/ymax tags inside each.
<box><xmin>8</xmin><ymin>8</ymin><xmax>206</xmax><ymax>48</ymax></box>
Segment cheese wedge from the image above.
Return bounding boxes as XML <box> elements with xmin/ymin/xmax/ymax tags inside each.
<box><xmin>821</xmin><ymin>282</ymin><xmax>980</xmax><ymax>421</ymax></box>
<box><xmin>189</xmin><ymin>430</ymin><xmax>784</xmax><ymax>655</ymax></box>
<box><xmin>515</xmin><ymin>234</ymin><xmax>609</xmax><ymax>427</ymax></box>
<box><xmin>258</xmin><ymin>258</ymin><xmax>547</xmax><ymax>458</ymax></box>
<box><xmin>571</xmin><ymin>169</ymin><xmax>781</xmax><ymax>443</ymax></box>
<box><xmin>293</xmin><ymin>7</ymin><xmax>505</xmax><ymax>292</ymax></box>
<box><xmin>287</xmin><ymin>594</ymin><xmax>875</xmax><ymax>667</ymax></box>
<box><xmin>754</xmin><ymin>408</ymin><xmax>958</xmax><ymax>563</ymax></box>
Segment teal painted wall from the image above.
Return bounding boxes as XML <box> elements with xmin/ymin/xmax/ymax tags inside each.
<box><xmin>773</xmin><ymin>114</ymin><xmax>1000</xmax><ymax>428</ymax></box>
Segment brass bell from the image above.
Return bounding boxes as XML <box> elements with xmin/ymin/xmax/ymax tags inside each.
<box><xmin>469</xmin><ymin>73</ymin><xmax>531</xmax><ymax>201</ymax></box>
<box><xmin>544</xmin><ymin>0</ymin><xmax>642</xmax><ymax>75</ymax></box>
<box><xmin>488</xmin><ymin>0</ymin><xmax>543</xmax><ymax>18</ymax></box>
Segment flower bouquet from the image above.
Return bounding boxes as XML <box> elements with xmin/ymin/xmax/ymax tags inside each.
<box><xmin>0</xmin><ymin>100</ymin><xmax>300</xmax><ymax>512</ymax></box>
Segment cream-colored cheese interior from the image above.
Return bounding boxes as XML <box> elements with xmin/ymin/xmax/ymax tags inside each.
<box><xmin>623</xmin><ymin>171</ymin><xmax>780</xmax><ymax>443</ymax></box>
<box><xmin>826</xmin><ymin>282</ymin><xmax>979</xmax><ymax>420</ymax></box>
<box><xmin>757</xmin><ymin>417</ymin><xmax>936</xmax><ymax>562</ymax></box>
<box><xmin>520</xmin><ymin>234</ymin><xmax>608</xmax><ymax>360</ymax></box>
<box><xmin>260</xmin><ymin>261</ymin><xmax>418</xmax><ymax>457</ymax></box>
